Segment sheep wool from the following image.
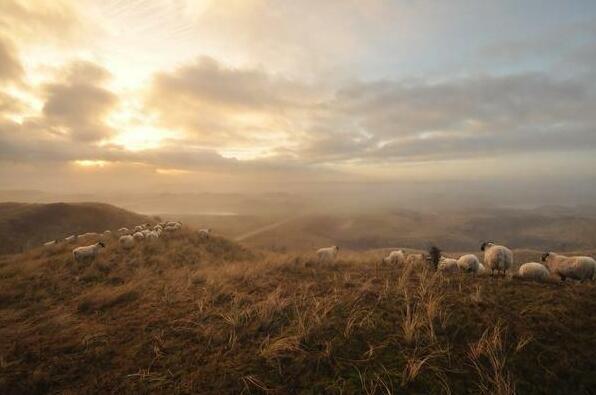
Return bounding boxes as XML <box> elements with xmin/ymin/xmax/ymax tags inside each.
<box><xmin>383</xmin><ymin>250</ymin><xmax>405</xmax><ymax>265</ymax></box>
<box><xmin>317</xmin><ymin>246</ymin><xmax>339</xmax><ymax>262</ymax></box>
<box><xmin>481</xmin><ymin>242</ymin><xmax>513</xmax><ymax>275</ymax></box>
<box><xmin>119</xmin><ymin>235</ymin><xmax>135</xmax><ymax>249</ymax></box>
<box><xmin>541</xmin><ymin>252</ymin><xmax>596</xmax><ymax>282</ymax></box>
<box><xmin>438</xmin><ymin>257</ymin><xmax>459</xmax><ymax>273</ymax></box>
<box><xmin>457</xmin><ymin>254</ymin><xmax>480</xmax><ymax>273</ymax></box>
<box><xmin>73</xmin><ymin>242</ymin><xmax>105</xmax><ymax>263</ymax></box>
<box><xmin>518</xmin><ymin>262</ymin><xmax>550</xmax><ymax>282</ymax></box>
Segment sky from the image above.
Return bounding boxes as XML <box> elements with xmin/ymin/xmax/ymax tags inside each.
<box><xmin>0</xmin><ymin>0</ymin><xmax>595</xmax><ymax>205</ymax></box>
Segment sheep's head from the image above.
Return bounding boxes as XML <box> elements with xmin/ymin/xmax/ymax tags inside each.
<box><xmin>480</xmin><ymin>241</ymin><xmax>494</xmax><ymax>251</ymax></box>
<box><xmin>541</xmin><ymin>252</ymin><xmax>551</xmax><ymax>262</ymax></box>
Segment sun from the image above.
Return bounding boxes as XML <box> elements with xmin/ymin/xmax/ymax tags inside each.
<box><xmin>109</xmin><ymin>126</ymin><xmax>172</xmax><ymax>151</ymax></box>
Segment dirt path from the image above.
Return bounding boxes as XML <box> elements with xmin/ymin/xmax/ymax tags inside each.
<box><xmin>234</xmin><ymin>217</ymin><xmax>297</xmax><ymax>242</ymax></box>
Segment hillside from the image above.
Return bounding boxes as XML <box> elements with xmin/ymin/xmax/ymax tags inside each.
<box><xmin>0</xmin><ymin>202</ymin><xmax>155</xmax><ymax>255</ymax></box>
<box><xmin>0</xmin><ymin>228</ymin><xmax>594</xmax><ymax>394</ymax></box>
<box><xmin>234</xmin><ymin>208</ymin><xmax>596</xmax><ymax>252</ymax></box>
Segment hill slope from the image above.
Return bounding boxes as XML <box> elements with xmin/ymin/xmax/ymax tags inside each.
<box><xmin>0</xmin><ymin>228</ymin><xmax>594</xmax><ymax>394</ymax></box>
<box><xmin>0</xmin><ymin>202</ymin><xmax>154</xmax><ymax>255</ymax></box>
<box><xmin>238</xmin><ymin>208</ymin><xmax>596</xmax><ymax>252</ymax></box>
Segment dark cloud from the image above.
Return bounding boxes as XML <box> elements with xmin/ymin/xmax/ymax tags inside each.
<box><xmin>290</xmin><ymin>72</ymin><xmax>596</xmax><ymax>164</ymax></box>
<box><xmin>147</xmin><ymin>56</ymin><xmax>322</xmax><ymax>145</ymax></box>
<box><xmin>41</xmin><ymin>62</ymin><xmax>117</xmax><ymax>142</ymax></box>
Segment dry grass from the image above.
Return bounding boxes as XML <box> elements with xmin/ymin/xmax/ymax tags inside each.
<box><xmin>0</xmin><ymin>228</ymin><xmax>595</xmax><ymax>394</ymax></box>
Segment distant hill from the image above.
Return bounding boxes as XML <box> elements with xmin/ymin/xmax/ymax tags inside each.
<box><xmin>0</xmin><ymin>202</ymin><xmax>155</xmax><ymax>254</ymax></box>
<box><xmin>235</xmin><ymin>208</ymin><xmax>596</xmax><ymax>252</ymax></box>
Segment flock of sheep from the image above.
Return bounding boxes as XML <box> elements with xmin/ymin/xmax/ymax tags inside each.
<box><xmin>44</xmin><ymin>224</ymin><xmax>596</xmax><ymax>283</ymax></box>
<box><xmin>317</xmin><ymin>241</ymin><xmax>596</xmax><ymax>282</ymax></box>
<box><xmin>43</xmin><ymin>221</ymin><xmax>212</xmax><ymax>263</ymax></box>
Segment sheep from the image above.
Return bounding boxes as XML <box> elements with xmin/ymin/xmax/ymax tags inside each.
<box><xmin>199</xmin><ymin>228</ymin><xmax>211</xmax><ymax>237</ymax></box>
<box><xmin>103</xmin><ymin>230</ymin><xmax>112</xmax><ymax>237</ymax></box>
<box><xmin>153</xmin><ymin>225</ymin><xmax>163</xmax><ymax>232</ymax></box>
<box><xmin>146</xmin><ymin>230</ymin><xmax>159</xmax><ymax>241</ymax></box>
<box><xmin>317</xmin><ymin>246</ymin><xmax>339</xmax><ymax>262</ymax></box>
<box><xmin>43</xmin><ymin>240</ymin><xmax>58</xmax><ymax>247</ymax></box>
<box><xmin>478</xmin><ymin>262</ymin><xmax>488</xmax><ymax>275</ymax></box>
<box><xmin>119</xmin><ymin>235</ymin><xmax>135</xmax><ymax>249</ymax></box>
<box><xmin>481</xmin><ymin>241</ymin><xmax>513</xmax><ymax>275</ymax></box>
<box><xmin>118</xmin><ymin>227</ymin><xmax>130</xmax><ymax>235</ymax></box>
<box><xmin>438</xmin><ymin>257</ymin><xmax>459</xmax><ymax>273</ymax></box>
<box><xmin>406</xmin><ymin>253</ymin><xmax>428</xmax><ymax>267</ymax></box>
<box><xmin>457</xmin><ymin>254</ymin><xmax>480</xmax><ymax>274</ymax></box>
<box><xmin>134</xmin><ymin>225</ymin><xmax>144</xmax><ymax>232</ymax></box>
<box><xmin>164</xmin><ymin>223</ymin><xmax>181</xmax><ymax>232</ymax></box>
<box><xmin>141</xmin><ymin>229</ymin><xmax>152</xmax><ymax>237</ymax></box>
<box><xmin>518</xmin><ymin>262</ymin><xmax>550</xmax><ymax>282</ymax></box>
<box><xmin>65</xmin><ymin>235</ymin><xmax>78</xmax><ymax>243</ymax></box>
<box><xmin>73</xmin><ymin>241</ymin><xmax>105</xmax><ymax>263</ymax></box>
<box><xmin>541</xmin><ymin>252</ymin><xmax>596</xmax><ymax>282</ymax></box>
<box><xmin>133</xmin><ymin>232</ymin><xmax>145</xmax><ymax>240</ymax></box>
<box><xmin>383</xmin><ymin>250</ymin><xmax>405</xmax><ymax>265</ymax></box>
<box><xmin>79</xmin><ymin>232</ymin><xmax>99</xmax><ymax>240</ymax></box>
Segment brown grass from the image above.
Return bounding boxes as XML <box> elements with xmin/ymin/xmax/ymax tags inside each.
<box><xmin>0</xmin><ymin>228</ymin><xmax>595</xmax><ymax>394</ymax></box>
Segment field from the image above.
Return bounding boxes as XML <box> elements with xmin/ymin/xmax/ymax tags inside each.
<box><xmin>1</xmin><ymin>228</ymin><xmax>595</xmax><ymax>394</ymax></box>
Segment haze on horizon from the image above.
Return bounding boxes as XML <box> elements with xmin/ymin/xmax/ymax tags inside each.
<box><xmin>1</xmin><ymin>0</ymin><xmax>595</xmax><ymax>209</ymax></box>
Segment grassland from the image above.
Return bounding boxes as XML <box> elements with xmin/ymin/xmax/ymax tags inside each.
<box><xmin>0</xmin><ymin>228</ymin><xmax>594</xmax><ymax>394</ymax></box>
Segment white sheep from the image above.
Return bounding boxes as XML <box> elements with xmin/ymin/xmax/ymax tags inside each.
<box><xmin>478</xmin><ymin>262</ymin><xmax>487</xmax><ymax>275</ymax></box>
<box><xmin>118</xmin><ymin>227</ymin><xmax>130</xmax><ymax>235</ymax></box>
<box><xmin>119</xmin><ymin>235</ymin><xmax>135</xmax><ymax>249</ymax></box>
<box><xmin>134</xmin><ymin>225</ymin><xmax>144</xmax><ymax>232</ymax></box>
<box><xmin>73</xmin><ymin>241</ymin><xmax>105</xmax><ymax>263</ymax></box>
<box><xmin>79</xmin><ymin>232</ymin><xmax>99</xmax><ymax>240</ymax></box>
<box><xmin>481</xmin><ymin>241</ymin><xmax>513</xmax><ymax>275</ymax></box>
<box><xmin>541</xmin><ymin>252</ymin><xmax>596</xmax><ymax>282</ymax></box>
<box><xmin>65</xmin><ymin>235</ymin><xmax>78</xmax><ymax>243</ymax></box>
<box><xmin>153</xmin><ymin>225</ymin><xmax>163</xmax><ymax>232</ymax></box>
<box><xmin>438</xmin><ymin>257</ymin><xmax>459</xmax><ymax>273</ymax></box>
<box><xmin>457</xmin><ymin>254</ymin><xmax>480</xmax><ymax>274</ymax></box>
<box><xmin>103</xmin><ymin>230</ymin><xmax>112</xmax><ymax>237</ymax></box>
<box><xmin>141</xmin><ymin>229</ymin><xmax>152</xmax><ymax>237</ymax></box>
<box><xmin>518</xmin><ymin>262</ymin><xmax>550</xmax><ymax>282</ymax></box>
<box><xmin>406</xmin><ymin>253</ymin><xmax>428</xmax><ymax>267</ymax></box>
<box><xmin>317</xmin><ymin>246</ymin><xmax>339</xmax><ymax>262</ymax></box>
<box><xmin>199</xmin><ymin>228</ymin><xmax>211</xmax><ymax>237</ymax></box>
<box><xmin>164</xmin><ymin>223</ymin><xmax>181</xmax><ymax>232</ymax></box>
<box><xmin>146</xmin><ymin>230</ymin><xmax>159</xmax><ymax>241</ymax></box>
<box><xmin>383</xmin><ymin>250</ymin><xmax>405</xmax><ymax>265</ymax></box>
<box><xmin>133</xmin><ymin>232</ymin><xmax>145</xmax><ymax>240</ymax></box>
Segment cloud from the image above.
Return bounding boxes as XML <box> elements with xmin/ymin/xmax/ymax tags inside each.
<box><xmin>41</xmin><ymin>61</ymin><xmax>117</xmax><ymax>142</ymax></box>
<box><xmin>147</xmin><ymin>56</ymin><xmax>323</xmax><ymax>147</ymax></box>
<box><xmin>291</xmin><ymin>72</ymin><xmax>596</xmax><ymax>163</ymax></box>
<box><xmin>0</xmin><ymin>0</ymin><xmax>86</xmax><ymax>45</ymax></box>
<box><xmin>0</xmin><ymin>37</ymin><xmax>23</xmax><ymax>83</ymax></box>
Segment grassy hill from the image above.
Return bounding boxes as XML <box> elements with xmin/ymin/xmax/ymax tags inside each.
<box><xmin>0</xmin><ymin>228</ymin><xmax>594</xmax><ymax>394</ymax></box>
<box><xmin>0</xmin><ymin>202</ymin><xmax>155</xmax><ymax>255</ymax></box>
